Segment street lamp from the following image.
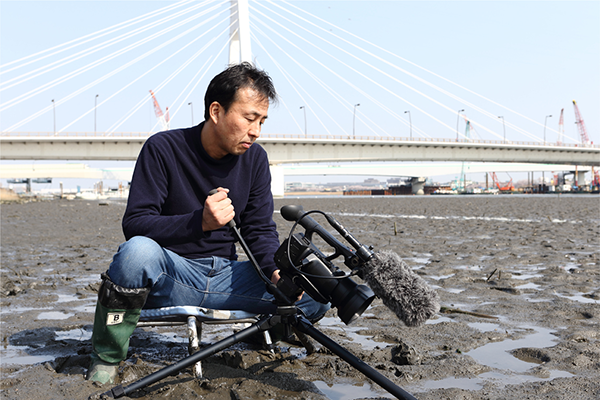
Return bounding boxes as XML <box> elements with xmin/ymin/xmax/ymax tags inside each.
<box><xmin>94</xmin><ymin>94</ymin><xmax>99</xmax><ymax>133</ymax></box>
<box><xmin>353</xmin><ymin>103</ymin><xmax>360</xmax><ymax>138</ymax></box>
<box><xmin>456</xmin><ymin>109</ymin><xmax>465</xmax><ymax>140</ymax></box>
<box><xmin>52</xmin><ymin>99</ymin><xmax>56</xmax><ymax>135</ymax></box>
<box><xmin>498</xmin><ymin>116</ymin><xmax>506</xmax><ymax>142</ymax></box>
<box><xmin>300</xmin><ymin>106</ymin><xmax>307</xmax><ymax>137</ymax></box>
<box><xmin>188</xmin><ymin>102</ymin><xmax>194</xmax><ymax>126</ymax></box>
<box><xmin>544</xmin><ymin>115</ymin><xmax>552</xmax><ymax>145</ymax></box>
<box><xmin>404</xmin><ymin>110</ymin><xmax>412</xmax><ymax>139</ymax></box>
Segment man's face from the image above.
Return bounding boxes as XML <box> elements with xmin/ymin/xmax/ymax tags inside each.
<box><xmin>209</xmin><ymin>86</ymin><xmax>269</xmax><ymax>159</ymax></box>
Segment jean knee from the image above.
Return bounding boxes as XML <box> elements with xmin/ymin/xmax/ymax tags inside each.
<box><xmin>108</xmin><ymin>236</ymin><xmax>165</xmax><ymax>288</ymax></box>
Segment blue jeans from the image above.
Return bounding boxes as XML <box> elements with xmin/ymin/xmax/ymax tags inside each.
<box><xmin>107</xmin><ymin>236</ymin><xmax>330</xmax><ymax>321</ymax></box>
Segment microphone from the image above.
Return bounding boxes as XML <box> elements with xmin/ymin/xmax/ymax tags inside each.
<box><xmin>362</xmin><ymin>250</ymin><xmax>440</xmax><ymax>327</ymax></box>
<box><xmin>281</xmin><ymin>205</ymin><xmax>439</xmax><ymax>327</ymax></box>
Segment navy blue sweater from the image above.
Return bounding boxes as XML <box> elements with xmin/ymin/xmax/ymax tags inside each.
<box><xmin>122</xmin><ymin>122</ymin><xmax>279</xmax><ymax>277</ymax></box>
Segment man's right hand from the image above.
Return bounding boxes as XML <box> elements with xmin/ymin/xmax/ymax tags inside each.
<box><xmin>202</xmin><ymin>188</ymin><xmax>235</xmax><ymax>231</ymax></box>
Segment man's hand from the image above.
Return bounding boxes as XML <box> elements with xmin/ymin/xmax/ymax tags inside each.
<box><xmin>202</xmin><ymin>187</ymin><xmax>235</xmax><ymax>232</ymax></box>
<box><xmin>271</xmin><ymin>269</ymin><xmax>304</xmax><ymax>301</ymax></box>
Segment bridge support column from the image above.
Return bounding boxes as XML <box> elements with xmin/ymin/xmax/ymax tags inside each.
<box><xmin>270</xmin><ymin>164</ymin><xmax>284</xmax><ymax>198</ymax></box>
<box><xmin>575</xmin><ymin>170</ymin><xmax>587</xmax><ymax>187</ymax></box>
<box><xmin>410</xmin><ymin>177</ymin><xmax>427</xmax><ymax>195</ymax></box>
<box><xmin>229</xmin><ymin>0</ymin><xmax>252</xmax><ymax>64</ymax></box>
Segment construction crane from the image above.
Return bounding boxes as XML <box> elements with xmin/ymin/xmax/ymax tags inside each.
<box><xmin>150</xmin><ymin>90</ymin><xmax>170</xmax><ymax>131</ymax></box>
<box><xmin>490</xmin><ymin>172</ymin><xmax>514</xmax><ymax>192</ymax></box>
<box><xmin>572</xmin><ymin>100</ymin><xmax>589</xmax><ymax>145</ymax></box>
<box><xmin>557</xmin><ymin>108</ymin><xmax>564</xmax><ymax>145</ymax></box>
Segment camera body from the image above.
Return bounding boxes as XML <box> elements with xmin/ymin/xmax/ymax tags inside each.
<box><xmin>274</xmin><ymin>232</ymin><xmax>375</xmax><ymax>325</ymax></box>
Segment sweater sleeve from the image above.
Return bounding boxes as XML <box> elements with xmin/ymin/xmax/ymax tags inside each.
<box><xmin>122</xmin><ymin>138</ymin><xmax>206</xmax><ymax>247</ymax></box>
<box><xmin>239</xmin><ymin>150</ymin><xmax>279</xmax><ymax>278</ymax></box>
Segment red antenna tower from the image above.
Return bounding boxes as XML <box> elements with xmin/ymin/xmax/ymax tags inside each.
<box><xmin>572</xmin><ymin>100</ymin><xmax>589</xmax><ymax>145</ymax></box>
<box><xmin>557</xmin><ymin>108</ymin><xmax>564</xmax><ymax>145</ymax></box>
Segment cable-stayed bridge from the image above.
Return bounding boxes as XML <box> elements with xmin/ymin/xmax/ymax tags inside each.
<box><xmin>1</xmin><ymin>1</ymin><xmax>598</xmax><ymax>195</ymax></box>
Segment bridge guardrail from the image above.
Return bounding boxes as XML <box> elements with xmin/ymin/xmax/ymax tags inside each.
<box><xmin>1</xmin><ymin>131</ymin><xmax>597</xmax><ymax>149</ymax></box>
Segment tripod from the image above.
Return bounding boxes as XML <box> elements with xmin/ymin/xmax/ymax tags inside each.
<box><xmin>95</xmin><ymin>215</ymin><xmax>418</xmax><ymax>400</ymax></box>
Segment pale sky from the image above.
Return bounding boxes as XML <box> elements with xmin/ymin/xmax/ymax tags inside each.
<box><xmin>1</xmin><ymin>0</ymin><xmax>598</xmax><ymax>188</ymax></box>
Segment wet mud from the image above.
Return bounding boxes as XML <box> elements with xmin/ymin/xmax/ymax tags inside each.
<box><xmin>1</xmin><ymin>195</ymin><xmax>599</xmax><ymax>399</ymax></box>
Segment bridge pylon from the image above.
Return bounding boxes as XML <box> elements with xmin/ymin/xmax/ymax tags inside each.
<box><xmin>229</xmin><ymin>0</ymin><xmax>252</xmax><ymax>64</ymax></box>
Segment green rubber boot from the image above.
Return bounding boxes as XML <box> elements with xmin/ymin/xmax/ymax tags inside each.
<box><xmin>87</xmin><ymin>273</ymin><xmax>149</xmax><ymax>384</ymax></box>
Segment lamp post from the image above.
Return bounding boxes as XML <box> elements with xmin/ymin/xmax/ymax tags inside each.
<box><xmin>544</xmin><ymin>115</ymin><xmax>552</xmax><ymax>145</ymax></box>
<box><xmin>404</xmin><ymin>110</ymin><xmax>412</xmax><ymax>139</ymax></box>
<box><xmin>188</xmin><ymin>102</ymin><xmax>194</xmax><ymax>126</ymax></box>
<box><xmin>52</xmin><ymin>99</ymin><xmax>56</xmax><ymax>135</ymax></box>
<box><xmin>456</xmin><ymin>109</ymin><xmax>464</xmax><ymax>140</ymax></box>
<box><xmin>353</xmin><ymin>103</ymin><xmax>360</xmax><ymax>138</ymax></box>
<box><xmin>498</xmin><ymin>116</ymin><xmax>506</xmax><ymax>142</ymax></box>
<box><xmin>300</xmin><ymin>106</ymin><xmax>307</xmax><ymax>137</ymax></box>
<box><xmin>94</xmin><ymin>94</ymin><xmax>99</xmax><ymax>133</ymax></box>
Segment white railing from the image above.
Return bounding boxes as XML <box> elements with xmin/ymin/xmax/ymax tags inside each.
<box><xmin>1</xmin><ymin>131</ymin><xmax>597</xmax><ymax>149</ymax></box>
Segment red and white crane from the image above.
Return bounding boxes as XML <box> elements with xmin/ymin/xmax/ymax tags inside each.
<box><xmin>150</xmin><ymin>90</ymin><xmax>170</xmax><ymax>131</ymax></box>
<box><xmin>572</xmin><ymin>100</ymin><xmax>589</xmax><ymax>145</ymax></box>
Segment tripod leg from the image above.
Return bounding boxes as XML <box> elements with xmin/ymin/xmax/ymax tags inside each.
<box><xmin>291</xmin><ymin>327</ymin><xmax>316</xmax><ymax>354</ymax></box>
<box><xmin>95</xmin><ymin>315</ymin><xmax>276</xmax><ymax>399</ymax></box>
<box><xmin>187</xmin><ymin>316</ymin><xmax>202</xmax><ymax>378</ymax></box>
<box><xmin>294</xmin><ymin>316</ymin><xmax>417</xmax><ymax>400</ymax></box>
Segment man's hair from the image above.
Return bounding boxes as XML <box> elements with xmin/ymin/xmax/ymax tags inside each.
<box><xmin>204</xmin><ymin>62</ymin><xmax>277</xmax><ymax>120</ymax></box>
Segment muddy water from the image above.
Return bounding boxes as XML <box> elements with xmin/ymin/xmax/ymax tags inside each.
<box><xmin>1</xmin><ymin>195</ymin><xmax>599</xmax><ymax>399</ymax></box>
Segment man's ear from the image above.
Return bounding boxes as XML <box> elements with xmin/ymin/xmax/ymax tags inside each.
<box><xmin>209</xmin><ymin>101</ymin><xmax>221</xmax><ymax>124</ymax></box>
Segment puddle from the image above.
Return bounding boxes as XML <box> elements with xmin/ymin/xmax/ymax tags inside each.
<box><xmin>466</xmin><ymin>326</ymin><xmax>557</xmax><ymax>372</ymax></box>
<box><xmin>314</xmin><ymin>380</ymin><xmax>392</xmax><ymax>400</ymax></box>
<box><xmin>73</xmin><ymin>302</ymin><xmax>97</xmax><ymax>313</ymax></box>
<box><xmin>412</xmin><ymin>370</ymin><xmax>573</xmax><ymax>392</ymax></box>
<box><xmin>318</xmin><ymin>316</ymin><xmax>387</xmax><ymax>350</ymax></box>
<box><xmin>403</xmin><ymin>257</ymin><xmax>430</xmax><ymax>265</ymax></box>
<box><xmin>555</xmin><ymin>293</ymin><xmax>599</xmax><ymax>304</ymax></box>
<box><xmin>429</xmin><ymin>274</ymin><xmax>455</xmax><ymax>281</ymax></box>
<box><xmin>56</xmin><ymin>293</ymin><xmax>85</xmax><ymax>303</ymax></box>
<box><xmin>512</xmin><ymin>273</ymin><xmax>543</xmax><ymax>280</ymax></box>
<box><xmin>154</xmin><ymin>331</ymin><xmax>187</xmax><ymax>344</ymax></box>
<box><xmin>4</xmin><ymin>305</ymin><xmax>53</xmax><ymax>313</ymax></box>
<box><xmin>445</xmin><ymin>288</ymin><xmax>465</xmax><ymax>294</ymax></box>
<box><xmin>55</xmin><ymin>328</ymin><xmax>92</xmax><ymax>342</ymax></box>
<box><xmin>426</xmin><ymin>316</ymin><xmax>454</xmax><ymax>325</ymax></box>
<box><xmin>407</xmin><ymin>325</ymin><xmax>573</xmax><ymax>393</ymax></box>
<box><xmin>516</xmin><ymin>282</ymin><xmax>541</xmax><ymax>290</ymax></box>
<box><xmin>468</xmin><ymin>322</ymin><xmax>501</xmax><ymax>332</ymax></box>
<box><xmin>0</xmin><ymin>345</ymin><xmax>55</xmax><ymax>366</ymax></box>
<box><xmin>36</xmin><ymin>311</ymin><xmax>74</xmax><ymax>320</ymax></box>
<box><xmin>454</xmin><ymin>265</ymin><xmax>483</xmax><ymax>271</ymax></box>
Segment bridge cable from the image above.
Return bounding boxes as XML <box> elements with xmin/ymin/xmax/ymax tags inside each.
<box><xmin>252</xmin><ymin>3</ymin><xmax>455</xmax><ymax>137</ymax></box>
<box><xmin>0</xmin><ymin>0</ymin><xmax>197</xmax><ymax>72</ymax></box>
<box><xmin>106</xmin><ymin>21</ymin><xmax>232</xmax><ymax>133</ymax></box>
<box><xmin>6</xmin><ymin>7</ymin><xmax>231</xmax><ymax>132</ymax></box>
<box><xmin>0</xmin><ymin>0</ymin><xmax>215</xmax><ymax>90</ymax></box>
<box><xmin>277</xmin><ymin>0</ymin><xmax>574</xmax><ymax>143</ymax></box>
<box><xmin>252</xmin><ymin>21</ymin><xmax>402</xmax><ymax>139</ymax></box>
<box><xmin>0</xmin><ymin>2</ymin><xmax>226</xmax><ymax>112</ymax></box>
<box><xmin>251</xmin><ymin>6</ymin><xmax>444</xmax><ymax>138</ymax></box>
<box><xmin>255</xmin><ymin>1</ymin><xmax>511</xmax><ymax>142</ymax></box>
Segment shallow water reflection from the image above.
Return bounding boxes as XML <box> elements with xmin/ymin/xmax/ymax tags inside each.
<box><xmin>314</xmin><ymin>380</ymin><xmax>393</xmax><ymax>400</ymax></box>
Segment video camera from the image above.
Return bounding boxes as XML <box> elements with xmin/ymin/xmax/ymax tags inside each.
<box><xmin>273</xmin><ymin>205</ymin><xmax>376</xmax><ymax>325</ymax></box>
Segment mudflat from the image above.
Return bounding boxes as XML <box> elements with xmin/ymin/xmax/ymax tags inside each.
<box><xmin>1</xmin><ymin>195</ymin><xmax>599</xmax><ymax>399</ymax></box>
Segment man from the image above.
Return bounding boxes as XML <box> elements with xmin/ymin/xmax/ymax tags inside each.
<box><xmin>87</xmin><ymin>62</ymin><xmax>329</xmax><ymax>384</ymax></box>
